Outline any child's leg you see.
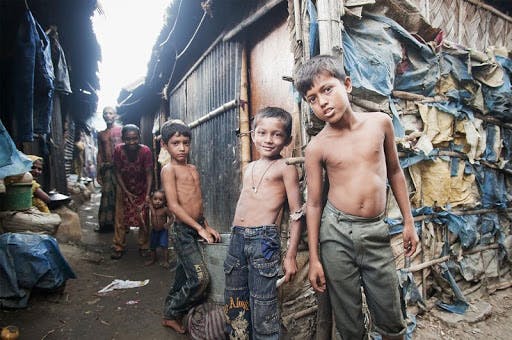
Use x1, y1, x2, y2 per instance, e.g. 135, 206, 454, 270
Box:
224, 228, 251, 339
247, 227, 280, 339
161, 248, 169, 268
161, 319, 185, 333
144, 250, 156, 266
163, 222, 209, 323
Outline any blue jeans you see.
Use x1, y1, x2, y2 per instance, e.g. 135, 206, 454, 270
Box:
224, 225, 281, 340
163, 222, 209, 320
149, 228, 168, 250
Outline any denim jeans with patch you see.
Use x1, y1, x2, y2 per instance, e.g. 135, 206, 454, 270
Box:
224, 225, 280, 340
163, 222, 209, 320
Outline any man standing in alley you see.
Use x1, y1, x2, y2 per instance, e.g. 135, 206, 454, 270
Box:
95, 106, 122, 233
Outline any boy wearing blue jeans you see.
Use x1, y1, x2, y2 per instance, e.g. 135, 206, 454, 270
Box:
295, 55, 419, 339
224, 107, 303, 339
160, 120, 221, 334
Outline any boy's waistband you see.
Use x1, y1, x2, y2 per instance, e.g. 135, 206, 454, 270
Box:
324, 201, 384, 222
231, 225, 277, 235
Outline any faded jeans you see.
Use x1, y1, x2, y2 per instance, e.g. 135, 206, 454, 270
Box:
163, 221, 209, 320
224, 225, 280, 340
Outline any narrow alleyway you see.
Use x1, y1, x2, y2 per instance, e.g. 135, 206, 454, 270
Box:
0, 188, 188, 340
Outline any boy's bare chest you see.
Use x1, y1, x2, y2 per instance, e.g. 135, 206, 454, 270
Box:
323, 130, 384, 166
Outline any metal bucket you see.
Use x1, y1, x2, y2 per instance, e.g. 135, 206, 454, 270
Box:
1, 182, 32, 211
201, 233, 231, 304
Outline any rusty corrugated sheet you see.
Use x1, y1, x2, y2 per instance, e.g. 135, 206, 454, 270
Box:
168, 41, 243, 232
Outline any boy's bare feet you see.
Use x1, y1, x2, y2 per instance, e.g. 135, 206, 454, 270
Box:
144, 259, 155, 266
162, 319, 185, 333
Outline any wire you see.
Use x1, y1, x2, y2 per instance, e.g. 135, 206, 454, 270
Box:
176, 10, 207, 59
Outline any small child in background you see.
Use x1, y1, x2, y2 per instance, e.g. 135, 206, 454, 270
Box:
145, 189, 174, 268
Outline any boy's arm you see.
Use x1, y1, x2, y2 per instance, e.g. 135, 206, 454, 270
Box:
383, 116, 419, 257
161, 165, 214, 243
304, 142, 327, 292
282, 161, 302, 283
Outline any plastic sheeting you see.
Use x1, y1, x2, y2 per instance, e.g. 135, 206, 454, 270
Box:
0, 120, 32, 179
0, 233, 76, 308
342, 14, 440, 97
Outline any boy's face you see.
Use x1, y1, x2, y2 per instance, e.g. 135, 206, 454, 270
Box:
152, 192, 165, 208
252, 117, 290, 158
162, 133, 191, 163
304, 71, 352, 125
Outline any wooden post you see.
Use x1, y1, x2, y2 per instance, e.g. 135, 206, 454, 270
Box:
239, 46, 251, 176
316, 0, 344, 62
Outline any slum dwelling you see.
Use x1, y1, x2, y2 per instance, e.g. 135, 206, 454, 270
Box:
116, 0, 511, 338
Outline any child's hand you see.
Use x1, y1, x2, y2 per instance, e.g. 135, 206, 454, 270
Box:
205, 226, 221, 243
198, 228, 214, 243
309, 260, 326, 292
283, 256, 298, 283
402, 224, 419, 257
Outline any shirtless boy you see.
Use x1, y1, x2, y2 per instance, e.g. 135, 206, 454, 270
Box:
145, 189, 174, 267
224, 107, 302, 339
295, 55, 419, 339
160, 120, 221, 333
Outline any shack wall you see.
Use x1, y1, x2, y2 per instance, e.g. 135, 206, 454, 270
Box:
168, 41, 243, 232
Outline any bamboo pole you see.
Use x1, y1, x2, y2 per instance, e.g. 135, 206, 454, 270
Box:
188, 99, 238, 128
464, 0, 512, 22
407, 243, 500, 272
223, 0, 284, 41
239, 47, 251, 176
316, 0, 344, 59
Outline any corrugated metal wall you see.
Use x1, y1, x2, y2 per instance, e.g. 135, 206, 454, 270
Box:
168, 41, 243, 232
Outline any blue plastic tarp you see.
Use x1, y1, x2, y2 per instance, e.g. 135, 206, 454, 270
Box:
0, 119, 32, 179
0, 233, 76, 309
342, 14, 440, 97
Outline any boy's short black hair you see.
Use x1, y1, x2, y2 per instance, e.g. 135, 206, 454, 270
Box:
122, 124, 140, 138
161, 120, 191, 143
294, 54, 347, 98
252, 107, 293, 139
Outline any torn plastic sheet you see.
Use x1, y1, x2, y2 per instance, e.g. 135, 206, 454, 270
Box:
482, 124, 500, 162
97, 279, 150, 294
482, 56, 512, 121
390, 98, 405, 138
387, 207, 477, 249
307, 0, 319, 57
399, 270, 424, 307
441, 52, 473, 83
473, 164, 508, 209
435, 262, 469, 315
0, 233, 76, 308
0, 120, 32, 179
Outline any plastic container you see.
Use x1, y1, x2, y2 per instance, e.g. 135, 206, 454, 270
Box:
1, 325, 19, 340
201, 233, 231, 304
1, 172, 32, 211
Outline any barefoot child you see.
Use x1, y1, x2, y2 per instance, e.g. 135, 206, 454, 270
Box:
295, 55, 419, 339
160, 120, 221, 334
145, 189, 174, 268
224, 107, 303, 339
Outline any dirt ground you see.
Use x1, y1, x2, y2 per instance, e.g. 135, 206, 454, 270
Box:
1, 189, 512, 339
